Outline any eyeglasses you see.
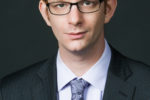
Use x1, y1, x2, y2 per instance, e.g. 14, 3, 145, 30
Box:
46, 0, 104, 16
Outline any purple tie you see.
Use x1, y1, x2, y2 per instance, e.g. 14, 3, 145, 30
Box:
70, 78, 89, 100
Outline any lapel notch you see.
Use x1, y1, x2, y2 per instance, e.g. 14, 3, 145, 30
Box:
103, 48, 136, 100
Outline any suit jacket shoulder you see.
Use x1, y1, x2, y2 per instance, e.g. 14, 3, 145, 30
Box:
0, 56, 58, 100
103, 48, 150, 100
126, 57, 150, 99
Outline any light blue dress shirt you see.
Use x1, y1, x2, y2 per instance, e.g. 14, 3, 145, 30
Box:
56, 40, 111, 100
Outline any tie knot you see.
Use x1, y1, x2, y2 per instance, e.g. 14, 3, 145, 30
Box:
70, 78, 89, 94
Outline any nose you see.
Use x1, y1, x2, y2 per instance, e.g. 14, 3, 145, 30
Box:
68, 5, 83, 26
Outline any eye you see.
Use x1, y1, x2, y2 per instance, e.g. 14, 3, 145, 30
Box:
57, 3, 65, 8
83, 1, 94, 6
52, 2, 67, 8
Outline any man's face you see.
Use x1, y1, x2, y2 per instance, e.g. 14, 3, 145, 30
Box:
39, 0, 117, 53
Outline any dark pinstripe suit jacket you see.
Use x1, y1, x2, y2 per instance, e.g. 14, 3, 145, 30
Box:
0, 48, 150, 100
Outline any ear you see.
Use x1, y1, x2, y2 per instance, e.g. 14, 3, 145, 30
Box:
39, 0, 51, 26
104, 0, 117, 23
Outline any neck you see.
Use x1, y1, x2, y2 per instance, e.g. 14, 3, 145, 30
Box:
59, 35, 105, 77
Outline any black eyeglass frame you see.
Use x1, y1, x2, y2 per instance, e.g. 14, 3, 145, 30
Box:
46, 0, 104, 16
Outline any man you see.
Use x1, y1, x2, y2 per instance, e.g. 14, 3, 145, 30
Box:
0, 0, 150, 100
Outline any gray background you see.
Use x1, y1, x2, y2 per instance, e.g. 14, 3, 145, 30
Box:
0, 0, 150, 79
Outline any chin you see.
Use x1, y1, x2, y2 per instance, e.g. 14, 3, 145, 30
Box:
68, 44, 88, 54
61, 40, 89, 53
68, 47, 83, 52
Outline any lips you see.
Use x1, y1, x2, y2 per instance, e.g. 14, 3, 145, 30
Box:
67, 31, 87, 40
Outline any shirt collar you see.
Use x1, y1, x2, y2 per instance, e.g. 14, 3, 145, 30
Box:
81, 40, 111, 90
57, 40, 111, 91
57, 52, 76, 91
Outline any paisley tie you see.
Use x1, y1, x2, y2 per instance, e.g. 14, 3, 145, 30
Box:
70, 78, 89, 100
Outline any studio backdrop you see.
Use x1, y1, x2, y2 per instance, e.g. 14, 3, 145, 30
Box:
0, 0, 150, 78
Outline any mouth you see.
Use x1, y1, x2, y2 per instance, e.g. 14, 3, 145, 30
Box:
67, 31, 87, 40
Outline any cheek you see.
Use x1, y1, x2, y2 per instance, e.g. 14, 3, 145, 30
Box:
50, 18, 66, 40
82, 14, 105, 48
86, 13, 104, 36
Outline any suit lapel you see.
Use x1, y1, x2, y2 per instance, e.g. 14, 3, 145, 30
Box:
103, 48, 136, 100
31, 48, 136, 100
35, 56, 58, 100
